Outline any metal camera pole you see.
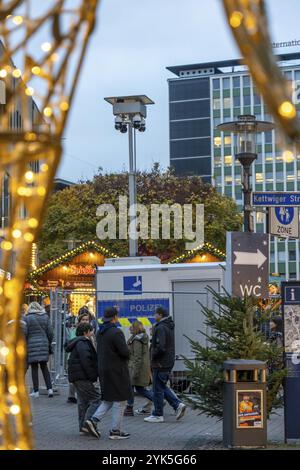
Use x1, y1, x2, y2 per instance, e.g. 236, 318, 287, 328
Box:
104, 95, 154, 256
128, 122, 137, 256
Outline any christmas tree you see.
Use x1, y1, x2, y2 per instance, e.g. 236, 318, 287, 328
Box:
183, 289, 286, 418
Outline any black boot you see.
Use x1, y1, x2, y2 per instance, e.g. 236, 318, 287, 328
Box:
123, 405, 134, 416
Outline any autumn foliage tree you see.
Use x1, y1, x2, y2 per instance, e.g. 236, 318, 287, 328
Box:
38, 165, 242, 263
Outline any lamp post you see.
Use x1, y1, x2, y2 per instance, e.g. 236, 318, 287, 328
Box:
104, 95, 154, 256
217, 115, 274, 232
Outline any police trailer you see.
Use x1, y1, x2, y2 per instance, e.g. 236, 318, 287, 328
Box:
95, 257, 225, 388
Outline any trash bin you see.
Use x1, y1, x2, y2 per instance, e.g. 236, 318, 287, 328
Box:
223, 359, 267, 448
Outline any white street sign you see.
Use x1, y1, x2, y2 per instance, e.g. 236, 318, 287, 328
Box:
269, 207, 299, 239
233, 249, 267, 269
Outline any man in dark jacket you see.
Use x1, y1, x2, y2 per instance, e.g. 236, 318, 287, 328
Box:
144, 306, 186, 423
65, 323, 101, 435
85, 307, 131, 440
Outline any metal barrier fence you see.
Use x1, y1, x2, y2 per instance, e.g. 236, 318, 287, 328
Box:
48, 287, 217, 388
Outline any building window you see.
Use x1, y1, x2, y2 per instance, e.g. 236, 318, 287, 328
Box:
243, 75, 251, 87
214, 136, 221, 147
256, 212, 264, 223
223, 78, 230, 89
253, 93, 261, 106
213, 99, 221, 110
233, 95, 240, 107
233, 76, 240, 88
225, 175, 232, 183
284, 70, 292, 79
214, 117, 221, 127
265, 131, 273, 144
170, 138, 211, 158
243, 95, 251, 106
170, 119, 210, 139
224, 135, 232, 146
256, 173, 263, 182
295, 70, 300, 81
224, 155, 232, 165
223, 97, 231, 108
213, 79, 220, 90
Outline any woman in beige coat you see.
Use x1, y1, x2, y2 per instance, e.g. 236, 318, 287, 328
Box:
124, 321, 153, 416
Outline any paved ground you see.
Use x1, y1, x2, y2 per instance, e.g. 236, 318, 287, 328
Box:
28, 383, 290, 450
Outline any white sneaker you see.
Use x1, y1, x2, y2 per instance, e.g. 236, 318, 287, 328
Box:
48, 389, 54, 398
176, 403, 186, 421
144, 415, 164, 423
29, 391, 39, 398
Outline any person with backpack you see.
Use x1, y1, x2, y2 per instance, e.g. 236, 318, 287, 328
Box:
24, 302, 54, 398
65, 322, 101, 435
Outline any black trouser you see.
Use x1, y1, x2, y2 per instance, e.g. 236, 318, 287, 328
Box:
30, 361, 52, 392
74, 380, 101, 431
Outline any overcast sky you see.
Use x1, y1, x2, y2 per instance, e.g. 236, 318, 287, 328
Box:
56, 0, 300, 182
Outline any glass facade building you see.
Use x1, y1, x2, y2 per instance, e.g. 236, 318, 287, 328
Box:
167, 53, 300, 280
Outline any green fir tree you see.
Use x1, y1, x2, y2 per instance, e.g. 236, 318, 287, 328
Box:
183, 289, 286, 418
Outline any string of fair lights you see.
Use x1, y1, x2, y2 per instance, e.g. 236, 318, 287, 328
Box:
0, 0, 99, 451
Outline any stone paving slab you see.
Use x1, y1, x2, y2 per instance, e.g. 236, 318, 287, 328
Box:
29, 384, 288, 450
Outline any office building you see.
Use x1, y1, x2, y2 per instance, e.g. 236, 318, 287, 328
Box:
167, 53, 300, 280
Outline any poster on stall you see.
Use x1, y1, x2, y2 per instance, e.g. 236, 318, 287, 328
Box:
236, 390, 263, 428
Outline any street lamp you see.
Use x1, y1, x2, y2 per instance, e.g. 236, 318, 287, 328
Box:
217, 115, 274, 232
104, 95, 154, 256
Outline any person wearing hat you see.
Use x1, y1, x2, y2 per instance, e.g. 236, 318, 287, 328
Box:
85, 307, 131, 440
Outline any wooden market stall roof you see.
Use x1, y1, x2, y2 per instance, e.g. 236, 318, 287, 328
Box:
28, 239, 225, 284
168, 242, 226, 264
27, 240, 119, 282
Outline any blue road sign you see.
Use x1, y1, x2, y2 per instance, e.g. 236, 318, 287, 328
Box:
123, 275, 142, 295
283, 285, 300, 304
275, 207, 295, 225
252, 192, 300, 207
282, 281, 300, 443
97, 298, 170, 321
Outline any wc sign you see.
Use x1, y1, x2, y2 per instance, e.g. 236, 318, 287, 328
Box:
269, 207, 299, 239
226, 232, 269, 299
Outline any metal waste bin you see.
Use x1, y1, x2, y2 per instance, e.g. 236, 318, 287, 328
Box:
223, 359, 267, 448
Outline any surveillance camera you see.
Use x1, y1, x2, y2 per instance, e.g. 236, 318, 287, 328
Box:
114, 115, 123, 131
138, 118, 146, 132
132, 113, 142, 129
120, 124, 128, 133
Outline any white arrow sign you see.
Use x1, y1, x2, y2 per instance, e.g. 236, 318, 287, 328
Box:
233, 249, 267, 269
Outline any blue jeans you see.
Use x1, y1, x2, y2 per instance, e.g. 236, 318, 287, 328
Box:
127, 386, 153, 406
152, 370, 181, 417
92, 401, 126, 431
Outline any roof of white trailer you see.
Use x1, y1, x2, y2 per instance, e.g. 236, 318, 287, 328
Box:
96, 262, 225, 273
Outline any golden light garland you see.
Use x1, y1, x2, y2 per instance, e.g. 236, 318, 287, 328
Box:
0, 0, 99, 450
27, 240, 119, 281
222, 0, 300, 145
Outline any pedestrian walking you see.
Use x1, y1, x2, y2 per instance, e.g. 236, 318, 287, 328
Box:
65, 323, 101, 435
24, 302, 54, 398
124, 321, 153, 416
269, 315, 284, 348
65, 311, 93, 404
85, 307, 131, 440
144, 306, 186, 423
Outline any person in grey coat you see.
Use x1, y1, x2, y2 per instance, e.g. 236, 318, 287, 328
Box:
24, 302, 54, 398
